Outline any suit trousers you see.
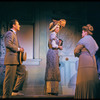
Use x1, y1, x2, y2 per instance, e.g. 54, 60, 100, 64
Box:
3, 64, 26, 98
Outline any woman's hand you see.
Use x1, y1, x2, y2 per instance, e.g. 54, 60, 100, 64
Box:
58, 46, 63, 50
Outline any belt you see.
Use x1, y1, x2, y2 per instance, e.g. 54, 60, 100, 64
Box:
49, 48, 58, 50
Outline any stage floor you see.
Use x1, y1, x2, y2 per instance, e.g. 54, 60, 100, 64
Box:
0, 94, 74, 99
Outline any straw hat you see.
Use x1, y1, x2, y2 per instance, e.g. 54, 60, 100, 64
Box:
49, 19, 66, 32
18, 52, 27, 65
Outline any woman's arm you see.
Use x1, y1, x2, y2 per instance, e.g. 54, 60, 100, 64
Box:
74, 44, 84, 57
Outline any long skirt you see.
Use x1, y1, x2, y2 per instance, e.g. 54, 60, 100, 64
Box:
75, 51, 99, 99
45, 49, 61, 95
45, 81, 59, 95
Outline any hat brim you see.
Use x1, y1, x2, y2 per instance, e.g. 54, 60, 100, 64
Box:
18, 52, 27, 65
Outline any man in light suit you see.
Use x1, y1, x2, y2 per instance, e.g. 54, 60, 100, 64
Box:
2, 19, 26, 98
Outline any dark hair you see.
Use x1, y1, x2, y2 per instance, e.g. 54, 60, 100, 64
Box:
9, 19, 18, 28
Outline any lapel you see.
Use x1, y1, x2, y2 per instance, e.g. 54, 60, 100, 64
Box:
10, 30, 18, 44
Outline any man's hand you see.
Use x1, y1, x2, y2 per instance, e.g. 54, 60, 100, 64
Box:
20, 48, 24, 52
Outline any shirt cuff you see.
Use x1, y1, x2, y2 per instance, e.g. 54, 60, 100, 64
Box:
18, 48, 20, 51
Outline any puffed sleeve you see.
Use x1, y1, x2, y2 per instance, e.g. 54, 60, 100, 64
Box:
50, 32, 58, 48
74, 44, 84, 57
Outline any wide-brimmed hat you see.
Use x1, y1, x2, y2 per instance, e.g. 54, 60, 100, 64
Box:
18, 52, 27, 65
49, 19, 66, 32
82, 24, 94, 35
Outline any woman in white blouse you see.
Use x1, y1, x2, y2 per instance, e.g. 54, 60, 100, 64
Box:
45, 19, 66, 96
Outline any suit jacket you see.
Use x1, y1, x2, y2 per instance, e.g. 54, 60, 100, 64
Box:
4, 30, 20, 65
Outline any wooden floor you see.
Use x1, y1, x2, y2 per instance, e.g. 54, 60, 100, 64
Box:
0, 95, 74, 99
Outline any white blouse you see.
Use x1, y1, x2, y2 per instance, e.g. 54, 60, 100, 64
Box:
50, 32, 58, 48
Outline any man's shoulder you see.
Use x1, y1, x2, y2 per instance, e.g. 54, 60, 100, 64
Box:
4, 31, 14, 39
5, 30, 13, 36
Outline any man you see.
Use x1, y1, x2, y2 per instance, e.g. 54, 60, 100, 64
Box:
2, 19, 26, 98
